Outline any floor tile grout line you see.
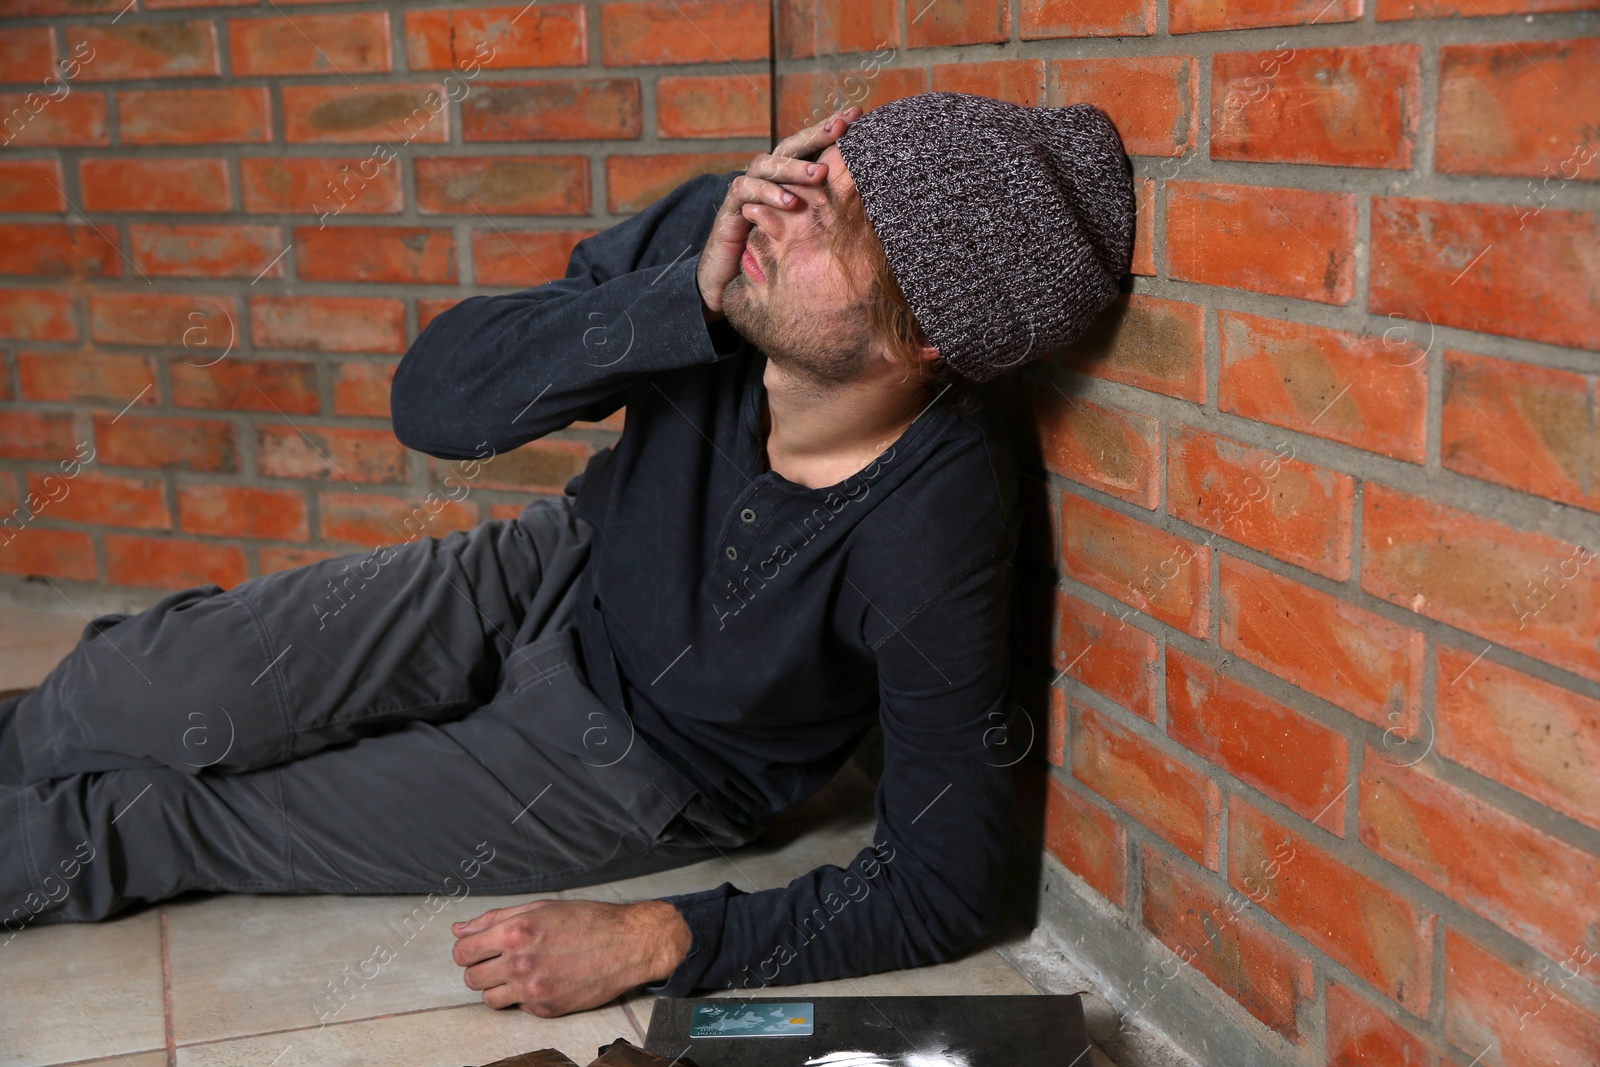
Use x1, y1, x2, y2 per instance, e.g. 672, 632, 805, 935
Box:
165, 999, 494, 1051
620, 995, 649, 1044
41, 1050, 169, 1067
160, 906, 177, 1067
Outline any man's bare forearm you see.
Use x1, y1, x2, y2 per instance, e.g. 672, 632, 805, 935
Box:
633, 899, 693, 984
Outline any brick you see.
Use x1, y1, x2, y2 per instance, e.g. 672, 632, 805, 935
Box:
105, 534, 247, 590
250, 296, 405, 354
1212, 46, 1420, 169
572, 409, 624, 432
1326, 980, 1441, 1067
488, 503, 525, 522
282, 85, 450, 145
177, 484, 308, 541
26, 469, 168, 530
657, 74, 770, 139
1050, 57, 1196, 157
460, 79, 641, 142
1167, 181, 1356, 304
1026, 392, 1158, 508
0, 159, 64, 212
1436, 644, 1600, 834
1045, 686, 1066, 767
777, 0, 902, 58
1171, 0, 1360, 32
414, 156, 589, 216
931, 59, 1049, 107
1360, 749, 1600, 962
0, 0, 124, 13
331, 360, 396, 418
417, 298, 460, 332
1229, 797, 1433, 1014
1383, 0, 1600, 21
1058, 294, 1205, 403
1015, 761, 1128, 905
255, 425, 408, 484
600, 0, 770, 66
146, 0, 257, 7
1221, 555, 1423, 733
0, 223, 122, 279
0, 411, 78, 460
1054, 590, 1159, 722
79, 157, 231, 214
68, 23, 220, 80
1362, 483, 1600, 683
241, 156, 403, 216
906, 0, 1006, 46
0, 528, 96, 581
129, 223, 284, 280
317, 489, 478, 546
1218, 310, 1428, 463
1168, 427, 1354, 579
428, 440, 591, 494
0, 289, 76, 341
1141, 850, 1313, 1042
1061, 492, 1209, 637
0, 90, 108, 148
169, 359, 318, 414
119, 88, 271, 145
851, 65, 928, 114
1019, 0, 1156, 38
473, 228, 592, 287
1441, 349, 1594, 509
0, 27, 56, 84
89, 292, 236, 350
1436, 39, 1599, 180
1073, 700, 1221, 867
406, 5, 586, 70
776, 68, 928, 141
1370, 198, 1599, 354
16, 350, 157, 408
95, 414, 236, 472
292, 225, 456, 285
1167, 648, 1348, 833
260, 545, 336, 573
1443, 930, 1600, 1067
1131, 178, 1155, 276
605, 153, 750, 214
228, 13, 390, 76
774, 70, 838, 139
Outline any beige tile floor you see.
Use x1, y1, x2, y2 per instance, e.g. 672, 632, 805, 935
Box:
0, 599, 1047, 1067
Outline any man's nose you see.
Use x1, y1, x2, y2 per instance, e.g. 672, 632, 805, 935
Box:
744, 187, 814, 240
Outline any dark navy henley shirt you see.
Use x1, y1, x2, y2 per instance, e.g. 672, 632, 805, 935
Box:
389, 169, 1021, 997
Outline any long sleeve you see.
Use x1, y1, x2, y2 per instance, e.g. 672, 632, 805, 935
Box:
389, 169, 743, 460
644, 546, 1020, 995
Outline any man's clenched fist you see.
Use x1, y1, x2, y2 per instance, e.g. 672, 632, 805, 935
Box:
452, 898, 692, 1017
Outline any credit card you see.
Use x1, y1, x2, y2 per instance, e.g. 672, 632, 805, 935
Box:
690, 1001, 814, 1037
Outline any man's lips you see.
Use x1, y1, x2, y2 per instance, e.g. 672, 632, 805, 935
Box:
742, 243, 766, 283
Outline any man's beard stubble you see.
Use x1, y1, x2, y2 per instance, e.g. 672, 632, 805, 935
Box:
721, 268, 878, 391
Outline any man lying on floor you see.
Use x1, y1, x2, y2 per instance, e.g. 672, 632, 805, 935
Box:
0, 91, 1134, 1015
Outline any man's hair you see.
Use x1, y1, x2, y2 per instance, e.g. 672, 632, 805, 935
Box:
822, 185, 989, 416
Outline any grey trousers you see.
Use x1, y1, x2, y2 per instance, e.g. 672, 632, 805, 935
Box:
0, 495, 762, 936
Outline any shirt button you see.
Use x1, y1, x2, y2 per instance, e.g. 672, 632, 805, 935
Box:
725, 546, 738, 560
740, 508, 757, 523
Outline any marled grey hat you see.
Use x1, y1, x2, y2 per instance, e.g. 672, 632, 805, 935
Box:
834, 91, 1136, 383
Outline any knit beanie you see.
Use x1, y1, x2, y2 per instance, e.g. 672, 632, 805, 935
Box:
833, 91, 1136, 384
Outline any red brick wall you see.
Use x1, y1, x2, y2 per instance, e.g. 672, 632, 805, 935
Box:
0, 0, 773, 588
905, 3, 1597, 1064
4, 2, 1599, 1062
